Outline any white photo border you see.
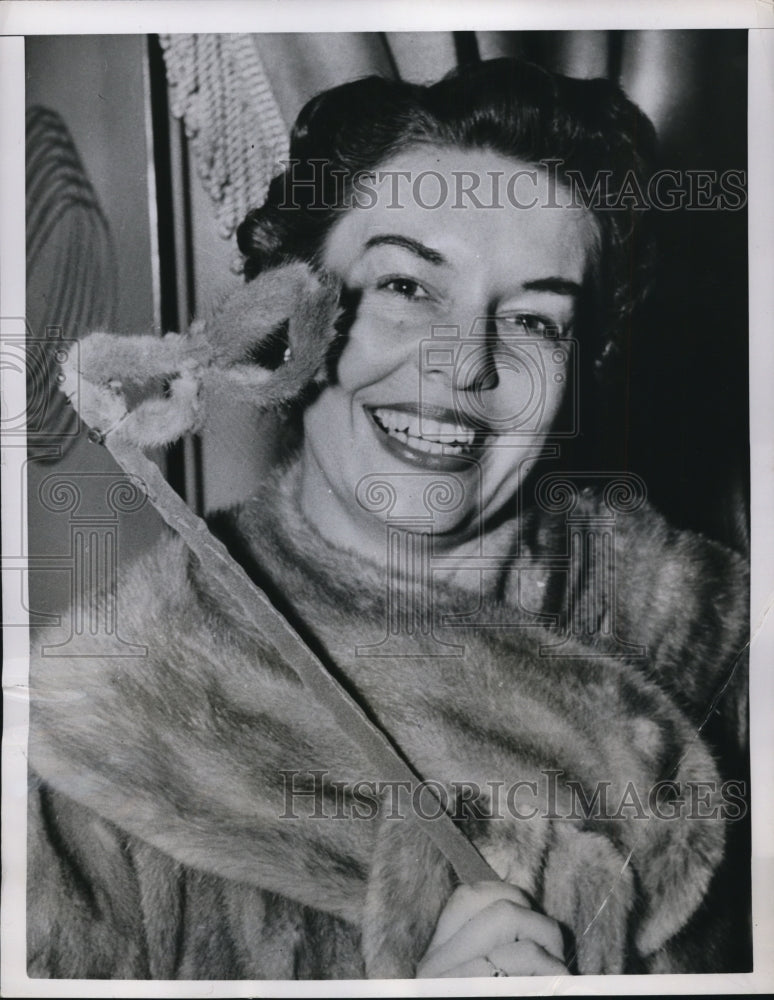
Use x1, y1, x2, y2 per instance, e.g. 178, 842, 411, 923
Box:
2, 3, 773, 996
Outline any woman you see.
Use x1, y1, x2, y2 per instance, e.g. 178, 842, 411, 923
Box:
27, 58, 750, 979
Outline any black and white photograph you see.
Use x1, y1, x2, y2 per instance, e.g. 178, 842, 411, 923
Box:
2, 2, 773, 994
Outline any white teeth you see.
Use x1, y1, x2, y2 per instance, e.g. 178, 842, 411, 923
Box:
422, 417, 443, 439
404, 415, 422, 438
452, 425, 475, 446
372, 407, 477, 450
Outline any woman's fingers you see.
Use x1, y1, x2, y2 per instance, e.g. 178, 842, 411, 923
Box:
488, 939, 570, 976
431, 957, 493, 979
431, 941, 569, 979
417, 896, 565, 978
424, 880, 532, 950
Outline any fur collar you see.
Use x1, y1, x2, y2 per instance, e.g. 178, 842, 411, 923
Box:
29, 461, 733, 974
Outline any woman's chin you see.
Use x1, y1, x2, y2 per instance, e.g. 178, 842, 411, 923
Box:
352, 484, 482, 546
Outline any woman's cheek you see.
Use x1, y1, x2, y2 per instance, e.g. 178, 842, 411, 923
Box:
335, 317, 419, 391
483, 350, 567, 438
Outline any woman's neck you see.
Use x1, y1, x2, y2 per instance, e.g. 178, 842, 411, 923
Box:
297, 449, 509, 569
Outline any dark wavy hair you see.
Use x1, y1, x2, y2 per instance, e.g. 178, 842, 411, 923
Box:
237, 57, 658, 376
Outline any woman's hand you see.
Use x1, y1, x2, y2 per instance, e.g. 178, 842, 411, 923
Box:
416, 881, 570, 978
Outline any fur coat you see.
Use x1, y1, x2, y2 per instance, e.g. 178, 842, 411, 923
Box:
27, 460, 750, 980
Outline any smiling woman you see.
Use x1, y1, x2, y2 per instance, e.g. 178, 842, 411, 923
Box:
27, 56, 750, 980
301, 146, 598, 556
237, 62, 656, 557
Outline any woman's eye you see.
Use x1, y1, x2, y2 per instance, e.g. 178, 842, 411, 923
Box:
496, 313, 559, 337
378, 276, 432, 301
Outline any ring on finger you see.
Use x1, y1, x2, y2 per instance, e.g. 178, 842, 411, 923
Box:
486, 956, 508, 977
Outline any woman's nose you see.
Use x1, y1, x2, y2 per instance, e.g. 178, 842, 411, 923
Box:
421, 315, 500, 392
456, 331, 501, 393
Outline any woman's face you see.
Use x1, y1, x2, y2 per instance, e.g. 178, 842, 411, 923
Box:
299, 145, 600, 555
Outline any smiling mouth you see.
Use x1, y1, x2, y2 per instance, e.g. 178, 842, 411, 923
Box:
367, 405, 489, 469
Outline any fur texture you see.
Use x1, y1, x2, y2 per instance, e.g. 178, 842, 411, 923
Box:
27, 462, 750, 979
57, 262, 340, 446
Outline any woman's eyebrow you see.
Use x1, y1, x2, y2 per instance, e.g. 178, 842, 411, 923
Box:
522, 277, 583, 296
364, 233, 447, 265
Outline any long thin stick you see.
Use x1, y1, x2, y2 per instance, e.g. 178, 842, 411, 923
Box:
106, 433, 498, 886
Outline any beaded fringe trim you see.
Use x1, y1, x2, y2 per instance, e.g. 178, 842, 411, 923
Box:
159, 34, 290, 248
